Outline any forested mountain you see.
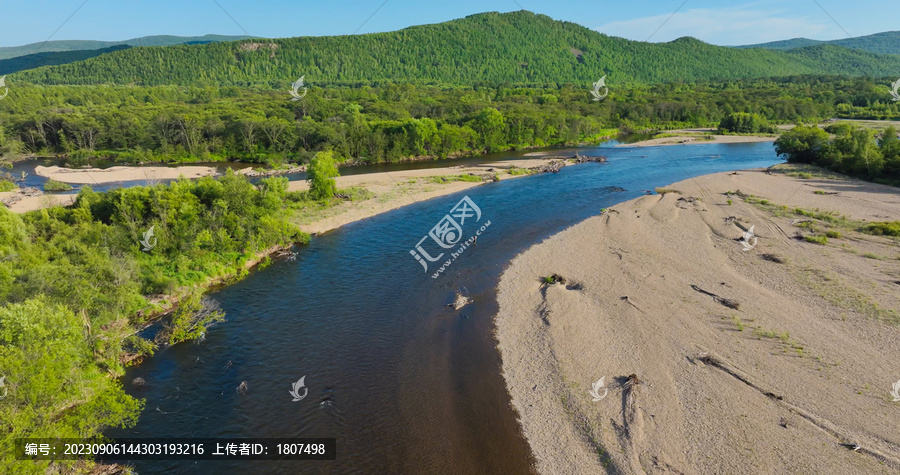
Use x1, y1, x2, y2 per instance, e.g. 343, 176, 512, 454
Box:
0, 34, 251, 60
0, 45, 130, 75
739, 31, 900, 55
10, 11, 900, 88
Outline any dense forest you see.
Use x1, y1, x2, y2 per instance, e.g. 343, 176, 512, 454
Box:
10, 11, 900, 87
0, 76, 897, 171
775, 124, 900, 184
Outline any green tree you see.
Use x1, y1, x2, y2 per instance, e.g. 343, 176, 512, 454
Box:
307, 150, 339, 199
774, 125, 830, 164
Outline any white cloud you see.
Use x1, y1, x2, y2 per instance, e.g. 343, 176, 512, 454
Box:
595, 6, 830, 45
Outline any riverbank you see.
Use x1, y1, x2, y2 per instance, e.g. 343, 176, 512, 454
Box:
292, 158, 581, 234
34, 164, 226, 184
496, 165, 900, 474
619, 128, 777, 148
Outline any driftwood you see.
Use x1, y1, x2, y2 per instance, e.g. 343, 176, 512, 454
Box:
690, 284, 741, 310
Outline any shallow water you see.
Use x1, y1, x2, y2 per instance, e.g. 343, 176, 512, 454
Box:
107, 142, 780, 474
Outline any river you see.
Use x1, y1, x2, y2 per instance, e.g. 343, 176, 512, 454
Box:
106, 141, 780, 474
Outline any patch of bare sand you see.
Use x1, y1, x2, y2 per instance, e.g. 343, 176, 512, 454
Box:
0, 190, 76, 212
620, 129, 776, 148
497, 168, 900, 474
35, 165, 220, 184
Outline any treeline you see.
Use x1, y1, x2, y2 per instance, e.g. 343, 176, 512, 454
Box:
0, 76, 898, 168
0, 172, 315, 472
775, 124, 900, 184
10, 11, 900, 87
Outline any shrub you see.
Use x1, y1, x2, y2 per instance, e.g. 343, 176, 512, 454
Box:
43, 179, 73, 191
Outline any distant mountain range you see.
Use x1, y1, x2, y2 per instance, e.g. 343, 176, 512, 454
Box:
738, 31, 900, 56
0, 34, 251, 60
6, 12, 900, 87
0, 45, 132, 75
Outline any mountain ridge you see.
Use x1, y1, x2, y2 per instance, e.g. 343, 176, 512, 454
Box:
738, 31, 900, 55
0, 34, 252, 60
9, 11, 900, 87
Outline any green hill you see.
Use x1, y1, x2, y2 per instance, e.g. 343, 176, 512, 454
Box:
0, 34, 251, 60
738, 31, 900, 56
0, 45, 130, 75
10, 11, 900, 87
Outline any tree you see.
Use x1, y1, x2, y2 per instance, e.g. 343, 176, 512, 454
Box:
774, 125, 830, 164
307, 150, 339, 199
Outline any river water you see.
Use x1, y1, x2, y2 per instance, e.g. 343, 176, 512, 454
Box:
107, 142, 780, 474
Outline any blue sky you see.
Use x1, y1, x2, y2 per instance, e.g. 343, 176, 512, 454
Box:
0, 0, 895, 48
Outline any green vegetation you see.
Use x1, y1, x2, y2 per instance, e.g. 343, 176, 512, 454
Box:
0, 34, 251, 61
507, 167, 534, 176
42, 179, 73, 191
0, 171, 317, 472
717, 112, 775, 134
804, 235, 829, 245
307, 150, 339, 199
11, 12, 900, 87
739, 31, 900, 56
0, 45, 130, 76
428, 174, 485, 183
774, 124, 900, 184
0, 180, 14, 192
654, 188, 681, 195
863, 221, 900, 236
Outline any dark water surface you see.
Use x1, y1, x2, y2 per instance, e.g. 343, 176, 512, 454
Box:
108, 142, 779, 474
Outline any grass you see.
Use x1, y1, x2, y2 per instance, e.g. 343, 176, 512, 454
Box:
771, 163, 848, 181
428, 174, 484, 184
43, 179, 73, 192
795, 267, 900, 324
0, 180, 15, 192
804, 235, 828, 245
507, 167, 534, 176
825, 231, 842, 239
731, 315, 744, 331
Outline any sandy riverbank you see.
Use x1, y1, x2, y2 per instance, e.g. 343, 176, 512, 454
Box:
620, 128, 777, 148
496, 166, 900, 474
34, 165, 226, 184
288, 159, 572, 234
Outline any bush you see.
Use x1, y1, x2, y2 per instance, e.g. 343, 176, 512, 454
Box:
0, 180, 14, 192
43, 179, 73, 192
862, 221, 900, 237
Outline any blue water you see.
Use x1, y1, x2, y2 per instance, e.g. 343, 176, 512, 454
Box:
108, 142, 780, 474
